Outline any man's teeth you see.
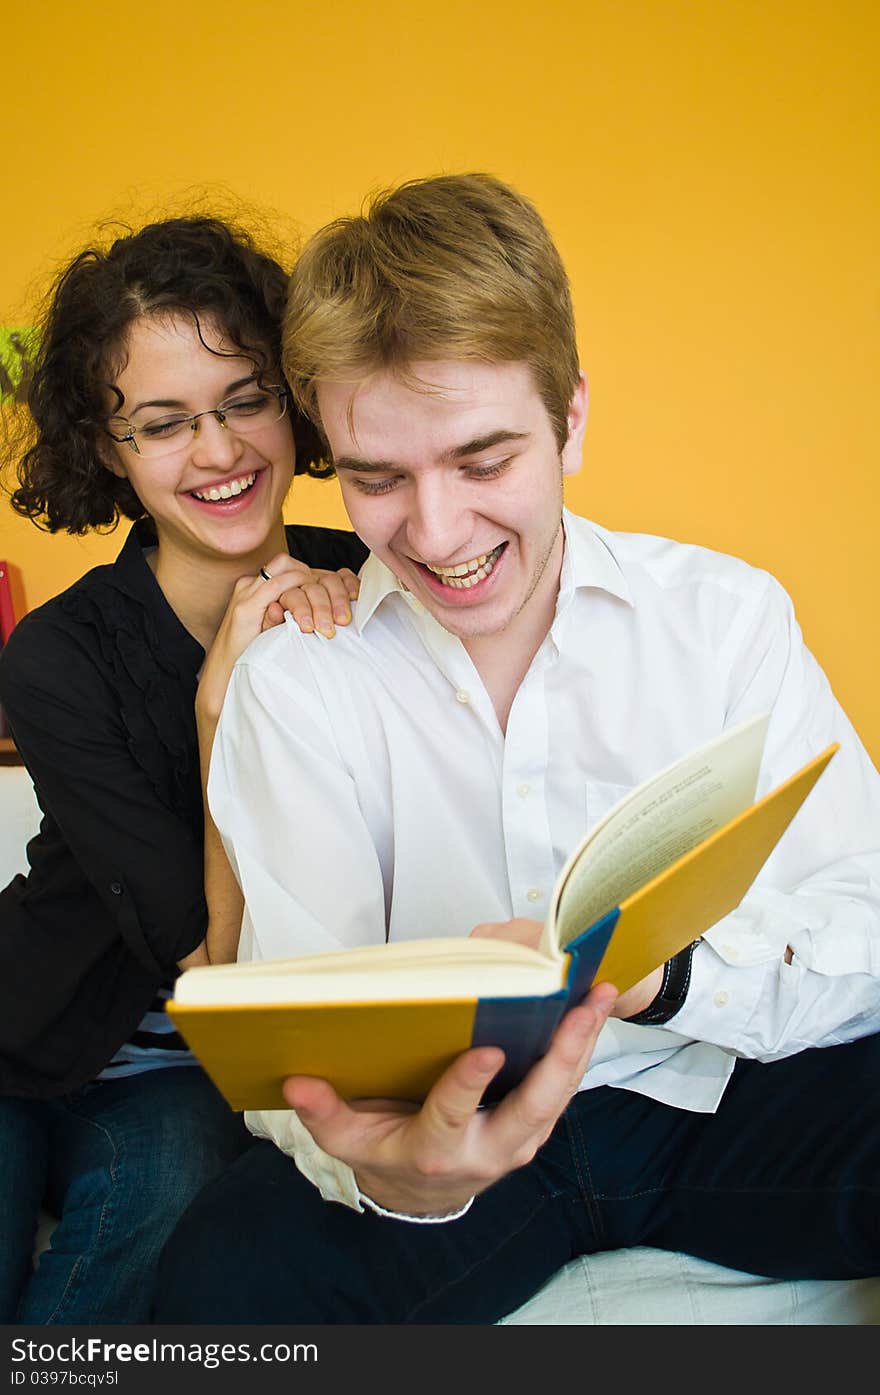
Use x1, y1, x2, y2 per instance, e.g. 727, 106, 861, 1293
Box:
192, 472, 257, 502
426, 544, 504, 589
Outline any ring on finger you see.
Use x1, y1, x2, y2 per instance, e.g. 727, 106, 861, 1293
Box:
259, 566, 273, 582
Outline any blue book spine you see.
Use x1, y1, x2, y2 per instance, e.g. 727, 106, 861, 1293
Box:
564, 908, 619, 1002
472, 908, 619, 1102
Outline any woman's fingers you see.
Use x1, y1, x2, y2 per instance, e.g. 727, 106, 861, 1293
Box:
278, 581, 337, 637
244, 557, 363, 637
273, 570, 359, 636
260, 600, 287, 632
259, 552, 310, 581
336, 568, 362, 602
310, 569, 358, 625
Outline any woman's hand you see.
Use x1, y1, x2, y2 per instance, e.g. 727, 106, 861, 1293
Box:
259, 555, 361, 640
196, 555, 360, 724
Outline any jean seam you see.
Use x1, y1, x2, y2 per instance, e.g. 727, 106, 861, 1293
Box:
564, 1105, 605, 1248
42, 1110, 123, 1325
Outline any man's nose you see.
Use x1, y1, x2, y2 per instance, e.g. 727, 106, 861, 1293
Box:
406, 477, 471, 562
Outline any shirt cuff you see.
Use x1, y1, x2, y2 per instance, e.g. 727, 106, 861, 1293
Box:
246, 1109, 476, 1222
357, 1191, 476, 1224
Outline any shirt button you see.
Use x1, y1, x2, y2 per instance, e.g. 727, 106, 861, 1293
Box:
455, 689, 470, 705
713, 991, 729, 1008
516, 783, 530, 798
526, 888, 542, 903
110, 882, 123, 896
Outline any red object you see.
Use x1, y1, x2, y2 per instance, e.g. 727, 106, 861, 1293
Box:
0, 561, 16, 644
0, 561, 19, 739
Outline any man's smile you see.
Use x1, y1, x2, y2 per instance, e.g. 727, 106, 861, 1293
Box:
421, 542, 507, 589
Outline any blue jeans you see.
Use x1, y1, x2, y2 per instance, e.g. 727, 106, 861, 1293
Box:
154, 1035, 880, 1323
1, 1067, 248, 1324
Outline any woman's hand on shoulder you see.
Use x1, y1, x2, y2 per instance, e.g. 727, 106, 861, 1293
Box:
196, 555, 361, 724
258, 553, 360, 640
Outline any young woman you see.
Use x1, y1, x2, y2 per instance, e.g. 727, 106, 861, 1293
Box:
0, 214, 368, 1323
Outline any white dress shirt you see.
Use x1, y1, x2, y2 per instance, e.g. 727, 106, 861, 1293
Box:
210, 510, 880, 1207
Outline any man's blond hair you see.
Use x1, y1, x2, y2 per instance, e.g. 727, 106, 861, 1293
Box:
283, 173, 580, 449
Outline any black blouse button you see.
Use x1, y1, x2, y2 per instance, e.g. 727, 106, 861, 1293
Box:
109, 882, 123, 895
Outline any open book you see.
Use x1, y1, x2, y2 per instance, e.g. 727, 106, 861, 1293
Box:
168, 714, 836, 1108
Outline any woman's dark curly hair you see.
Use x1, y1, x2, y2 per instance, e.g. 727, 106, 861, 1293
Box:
6, 215, 328, 533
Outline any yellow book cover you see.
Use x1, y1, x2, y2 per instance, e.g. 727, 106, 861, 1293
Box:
168, 717, 836, 1108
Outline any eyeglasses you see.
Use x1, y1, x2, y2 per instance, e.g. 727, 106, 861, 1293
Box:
106, 385, 288, 458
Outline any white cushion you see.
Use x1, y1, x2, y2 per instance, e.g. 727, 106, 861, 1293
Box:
500, 1248, 880, 1325
0, 764, 41, 884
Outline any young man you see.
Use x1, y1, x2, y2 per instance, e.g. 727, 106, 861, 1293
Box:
156, 175, 880, 1323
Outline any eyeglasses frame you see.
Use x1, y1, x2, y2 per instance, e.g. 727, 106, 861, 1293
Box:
105, 385, 288, 456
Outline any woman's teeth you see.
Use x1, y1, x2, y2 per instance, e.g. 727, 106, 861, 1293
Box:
427, 543, 504, 589
191, 472, 257, 502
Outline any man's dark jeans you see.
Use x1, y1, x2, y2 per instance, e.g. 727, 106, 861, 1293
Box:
154, 1034, 879, 1324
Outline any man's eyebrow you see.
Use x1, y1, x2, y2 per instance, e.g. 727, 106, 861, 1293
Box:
334, 430, 530, 473
333, 456, 398, 474
441, 430, 530, 461
127, 374, 259, 416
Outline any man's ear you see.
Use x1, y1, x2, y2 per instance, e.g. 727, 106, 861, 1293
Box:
561, 372, 588, 477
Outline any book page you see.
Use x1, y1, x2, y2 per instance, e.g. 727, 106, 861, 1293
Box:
546, 713, 769, 952
174, 935, 566, 1005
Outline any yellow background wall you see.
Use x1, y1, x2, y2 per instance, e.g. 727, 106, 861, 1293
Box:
2, 1, 877, 758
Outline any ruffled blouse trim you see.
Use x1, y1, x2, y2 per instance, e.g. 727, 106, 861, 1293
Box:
58, 583, 201, 827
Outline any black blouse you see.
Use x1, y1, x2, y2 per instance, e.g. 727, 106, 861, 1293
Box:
0, 518, 368, 1098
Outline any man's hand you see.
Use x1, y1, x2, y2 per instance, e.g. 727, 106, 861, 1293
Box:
469, 917, 544, 949
609, 966, 664, 1019
282, 981, 617, 1218
469, 917, 665, 1021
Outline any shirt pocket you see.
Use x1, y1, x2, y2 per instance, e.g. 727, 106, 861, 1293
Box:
585, 778, 634, 832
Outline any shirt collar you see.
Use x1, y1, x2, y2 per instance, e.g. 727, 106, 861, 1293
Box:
354, 508, 633, 634
113, 515, 161, 594
556, 509, 633, 610
354, 552, 423, 632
